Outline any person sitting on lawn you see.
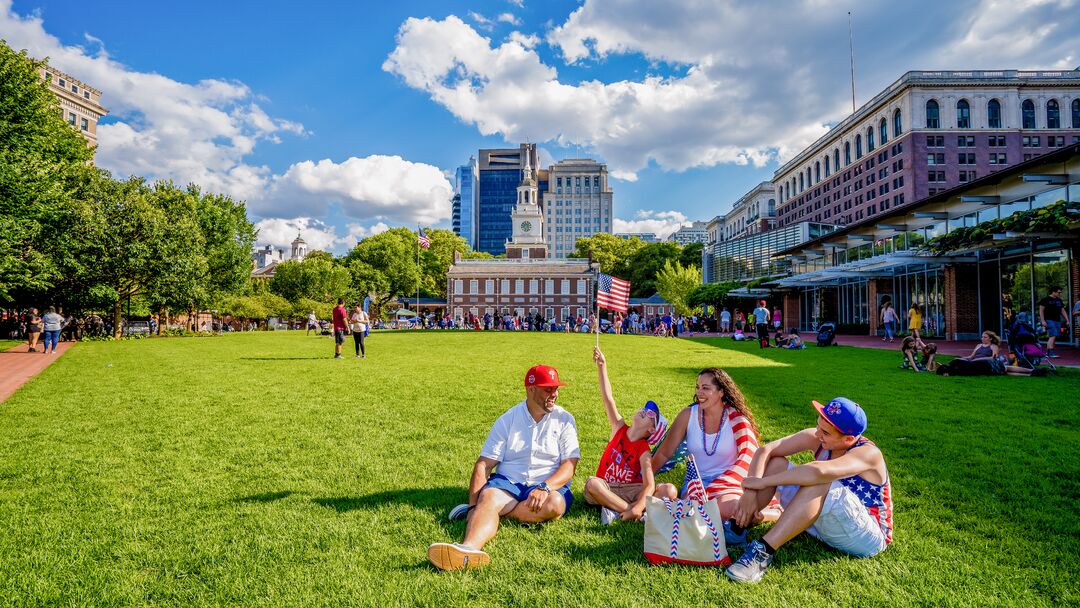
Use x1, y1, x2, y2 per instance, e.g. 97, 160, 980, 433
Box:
775, 329, 804, 349
651, 367, 776, 547
584, 347, 667, 525
920, 342, 939, 372
962, 331, 1001, 361
726, 397, 892, 584
900, 336, 924, 371
428, 365, 579, 571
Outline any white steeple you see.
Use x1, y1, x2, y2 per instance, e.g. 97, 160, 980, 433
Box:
291, 233, 307, 260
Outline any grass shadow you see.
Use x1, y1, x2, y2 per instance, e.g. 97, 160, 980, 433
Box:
235, 490, 295, 503
312, 486, 461, 514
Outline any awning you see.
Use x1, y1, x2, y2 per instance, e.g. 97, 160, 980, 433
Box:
772, 252, 974, 287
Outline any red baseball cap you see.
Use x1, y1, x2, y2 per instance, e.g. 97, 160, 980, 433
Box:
524, 365, 567, 387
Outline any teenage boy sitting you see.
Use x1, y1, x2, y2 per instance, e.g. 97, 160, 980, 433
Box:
725, 397, 893, 584
584, 347, 667, 524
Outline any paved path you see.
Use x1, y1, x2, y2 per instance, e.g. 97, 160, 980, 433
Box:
0, 342, 74, 403
685, 332, 1079, 367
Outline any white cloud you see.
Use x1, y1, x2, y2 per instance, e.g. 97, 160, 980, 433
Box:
385, 3, 1080, 181
506, 0, 524, 7
613, 210, 688, 240
256, 155, 453, 225
0, 0, 453, 234
497, 13, 521, 26
467, 11, 494, 31
507, 31, 540, 49
0, 0, 308, 203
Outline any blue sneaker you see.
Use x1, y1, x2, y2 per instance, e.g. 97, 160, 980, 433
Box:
725, 540, 774, 584
723, 519, 747, 546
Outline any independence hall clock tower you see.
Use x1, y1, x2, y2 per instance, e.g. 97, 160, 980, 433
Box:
505, 163, 547, 259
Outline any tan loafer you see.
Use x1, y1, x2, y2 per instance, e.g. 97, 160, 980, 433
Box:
427, 543, 491, 571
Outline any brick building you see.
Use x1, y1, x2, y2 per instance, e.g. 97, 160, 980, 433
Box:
446, 253, 598, 322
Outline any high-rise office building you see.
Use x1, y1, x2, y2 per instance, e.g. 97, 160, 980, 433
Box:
476, 144, 539, 255
542, 159, 614, 258
453, 157, 478, 249
667, 221, 709, 246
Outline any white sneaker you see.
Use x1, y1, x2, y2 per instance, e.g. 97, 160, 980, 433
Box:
447, 503, 471, 521
600, 507, 618, 525
427, 542, 490, 571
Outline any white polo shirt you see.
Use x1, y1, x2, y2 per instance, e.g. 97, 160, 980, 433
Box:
480, 401, 580, 486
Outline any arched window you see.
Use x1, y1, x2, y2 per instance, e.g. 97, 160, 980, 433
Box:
1073, 99, 1080, 128
815, 161, 820, 182
833, 148, 840, 171
1022, 99, 1035, 129
880, 118, 888, 144
926, 100, 940, 129
987, 99, 1002, 128
893, 109, 902, 136
855, 134, 863, 159
799, 173, 804, 192
956, 99, 970, 128
1047, 99, 1060, 129
844, 142, 851, 165
867, 126, 875, 151
806, 167, 812, 187
825, 155, 831, 176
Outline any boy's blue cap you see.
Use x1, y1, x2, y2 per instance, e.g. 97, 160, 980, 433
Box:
812, 397, 867, 436
642, 401, 667, 445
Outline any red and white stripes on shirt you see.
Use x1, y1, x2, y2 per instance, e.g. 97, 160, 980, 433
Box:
705, 409, 757, 501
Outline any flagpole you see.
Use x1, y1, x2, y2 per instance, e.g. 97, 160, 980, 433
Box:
416, 225, 420, 325
595, 270, 601, 348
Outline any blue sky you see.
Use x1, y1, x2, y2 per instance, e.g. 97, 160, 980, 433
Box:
3, 0, 1078, 252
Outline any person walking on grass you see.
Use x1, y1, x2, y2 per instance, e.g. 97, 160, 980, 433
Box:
306, 311, 318, 336
41, 307, 65, 354
585, 347, 666, 525
1038, 286, 1069, 358
753, 300, 771, 345
429, 365, 579, 571
331, 299, 349, 359
350, 304, 369, 359
726, 397, 892, 584
25, 308, 42, 352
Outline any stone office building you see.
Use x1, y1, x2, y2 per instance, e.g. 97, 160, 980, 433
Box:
39, 63, 108, 151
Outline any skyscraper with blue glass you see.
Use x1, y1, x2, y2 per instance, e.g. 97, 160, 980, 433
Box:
476, 144, 539, 255
453, 157, 478, 250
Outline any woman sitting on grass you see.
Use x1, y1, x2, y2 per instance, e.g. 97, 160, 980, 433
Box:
920, 342, 939, 372
961, 331, 1001, 361
936, 330, 1046, 377
900, 337, 925, 372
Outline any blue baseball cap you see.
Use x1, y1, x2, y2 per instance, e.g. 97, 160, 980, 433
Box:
642, 401, 668, 445
812, 397, 867, 436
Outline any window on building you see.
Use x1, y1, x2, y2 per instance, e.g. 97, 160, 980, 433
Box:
561, 279, 570, 293
454, 279, 463, 294
867, 126, 875, 151
957, 135, 974, 147
958, 152, 976, 165
844, 142, 851, 165
988, 99, 1002, 128
989, 135, 1006, 147
1022, 99, 1036, 129
927, 153, 945, 165
959, 170, 976, 183
58, 78, 66, 88
824, 155, 831, 176
956, 99, 970, 128
83, 90, 90, 99
516, 279, 524, 293
1073, 99, 1080, 128
855, 134, 863, 159
1022, 136, 1041, 147
501, 279, 510, 293
927, 135, 944, 147
926, 100, 940, 128
71, 84, 78, 93
815, 161, 820, 182
806, 167, 812, 187
68, 112, 76, 125
879, 117, 888, 144
469, 279, 478, 293
833, 148, 840, 172
486, 279, 495, 293
529, 279, 538, 293
1047, 99, 1060, 129
1048, 135, 1065, 148
577, 279, 586, 294
80, 118, 88, 131
893, 109, 902, 136
989, 152, 1007, 165
799, 173, 804, 192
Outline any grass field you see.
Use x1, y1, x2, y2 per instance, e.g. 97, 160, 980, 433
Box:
1, 331, 1078, 607
0, 339, 23, 352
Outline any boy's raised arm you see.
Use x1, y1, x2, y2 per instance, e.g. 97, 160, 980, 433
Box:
593, 346, 623, 437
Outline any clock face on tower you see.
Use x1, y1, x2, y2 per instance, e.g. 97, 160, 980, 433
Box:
520, 221, 532, 233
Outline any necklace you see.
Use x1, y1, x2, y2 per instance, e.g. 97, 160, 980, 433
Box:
699, 404, 727, 456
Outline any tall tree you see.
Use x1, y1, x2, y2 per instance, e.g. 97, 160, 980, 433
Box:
571, 233, 645, 278
655, 260, 703, 317
0, 42, 94, 302
626, 242, 682, 297
419, 228, 468, 298
343, 228, 422, 317
679, 242, 704, 270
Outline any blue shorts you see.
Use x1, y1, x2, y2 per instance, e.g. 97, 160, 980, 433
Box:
1045, 320, 1061, 337
483, 474, 573, 515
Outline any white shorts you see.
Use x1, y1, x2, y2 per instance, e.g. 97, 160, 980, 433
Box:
777, 472, 887, 557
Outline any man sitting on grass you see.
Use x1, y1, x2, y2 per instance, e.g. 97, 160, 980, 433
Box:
726, 397, 893, 584
428, 365, 579, 571
583, 347, 666, 524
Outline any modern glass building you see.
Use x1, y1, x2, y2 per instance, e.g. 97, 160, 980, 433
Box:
477, 145, 538, 255
703, 221, 835, 284
454, 158, 478, 250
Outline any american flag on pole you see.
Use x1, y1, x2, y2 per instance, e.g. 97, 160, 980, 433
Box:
417, 228, 431, 250
684, 454, 707, 503
596, 273, 630, 313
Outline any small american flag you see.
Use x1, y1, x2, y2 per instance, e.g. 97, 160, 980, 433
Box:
596, 273, 630, 313
684, 454, 707, 503
418, 228, 430, 250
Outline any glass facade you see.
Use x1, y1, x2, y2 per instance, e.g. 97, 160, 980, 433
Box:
706, 222, 834, 283
477, 169, 520, 254
455, 162, 478, 250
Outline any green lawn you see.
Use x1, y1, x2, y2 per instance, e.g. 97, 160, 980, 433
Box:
1, 331, 1077, 607
0, 339, 23, 352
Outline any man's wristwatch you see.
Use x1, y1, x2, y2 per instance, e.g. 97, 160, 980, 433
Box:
536, 482, 550, 493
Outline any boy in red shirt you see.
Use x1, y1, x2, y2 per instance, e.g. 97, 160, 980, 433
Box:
584, 347, 668, 524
